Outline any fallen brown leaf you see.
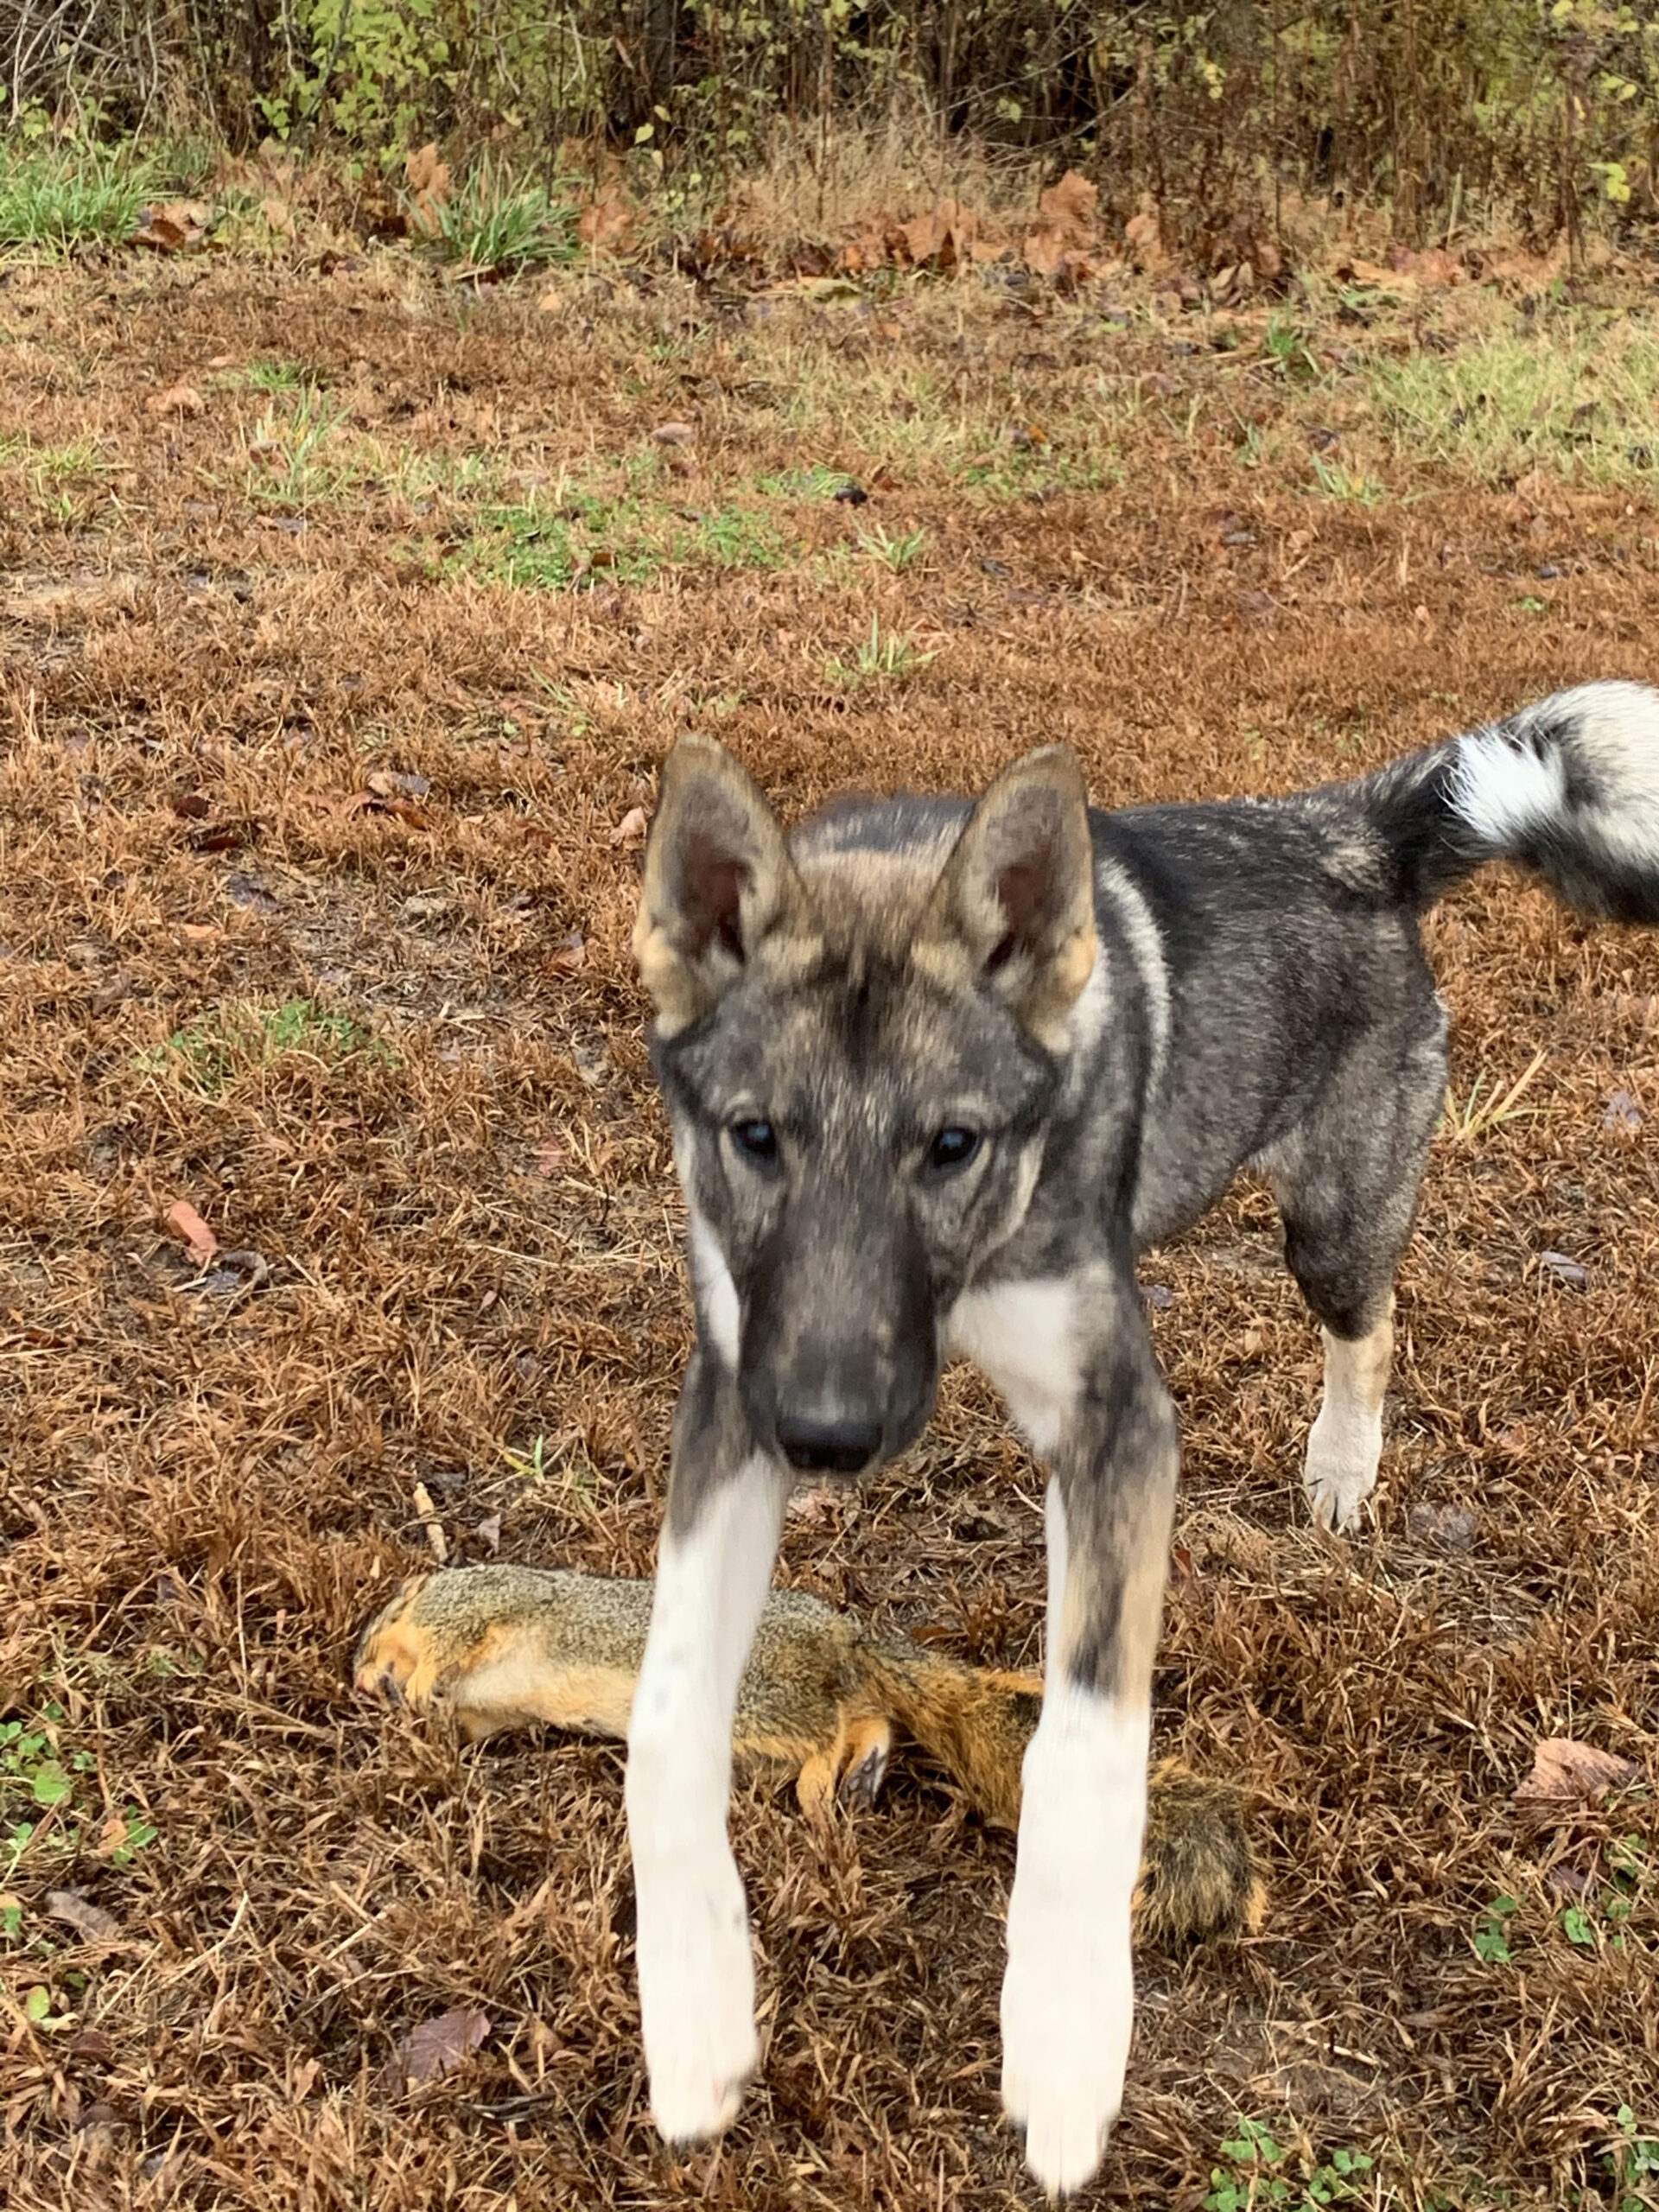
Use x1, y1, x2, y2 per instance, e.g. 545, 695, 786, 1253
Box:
1025, 172, 1101, 281
145, 385, 206, 419
1515, 1737, 1642, 1808
130, 200, 210, 253
547, 931, 587, 977
404, 143, 451, 235
1124, 200, 1166, 272
164, 1200, 219, 1265
366, 768, 432, 801
577, 192, 632, 253
652, 421, 696, 447
47, 1890, 125, 1944
381, 2005, 490, 2092
189, 820, 257, 855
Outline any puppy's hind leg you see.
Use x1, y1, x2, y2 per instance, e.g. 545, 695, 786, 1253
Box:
1271, 1024, 1445, 1533
1304, 1306, 1394, 1533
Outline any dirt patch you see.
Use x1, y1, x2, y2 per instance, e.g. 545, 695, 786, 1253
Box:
2, 245, 1656, 2211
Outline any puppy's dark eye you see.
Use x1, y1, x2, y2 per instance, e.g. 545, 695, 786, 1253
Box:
731, 1118, 779, 1165
926, 1125, 981, 1175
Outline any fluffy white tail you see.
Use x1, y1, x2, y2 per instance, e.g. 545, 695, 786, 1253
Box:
1360, 680, 1659, 920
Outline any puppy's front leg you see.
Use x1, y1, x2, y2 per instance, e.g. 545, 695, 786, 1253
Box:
626, 1356, 786, 2143
999, 1284, 1177, 2196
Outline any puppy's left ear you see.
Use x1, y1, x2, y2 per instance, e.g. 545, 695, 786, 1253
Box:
916, 747, 1097, 1046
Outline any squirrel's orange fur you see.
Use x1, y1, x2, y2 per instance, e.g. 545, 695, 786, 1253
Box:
355, 1564, 1265, 1949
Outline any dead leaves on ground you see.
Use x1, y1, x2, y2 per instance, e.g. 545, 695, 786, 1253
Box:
404, 143, 452, 238
1023, 171, 1107, 286
130, 200, 212, 254
145, 384, 206, 419
577, 192, 632, 254
380, 2006, 491, 2092
347, 768, 435, 830
545, 930, 587, 978
165, 1199, 219, 1265
47, 1890, 127, 1945
1515, 1738, 1643, 1814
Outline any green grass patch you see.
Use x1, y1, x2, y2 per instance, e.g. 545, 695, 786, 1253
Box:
755, 464, 862, 500
241, 385, 354, 510
3, 1709, 156, 1878
0, 433, 117, 524
467, 488, 791, 589
141, 998, 391, 1099
825, 615, 938, 687
1311, 454, 1385, 505
954, 448, 1115, 498
857, 521, 927, 571
0, 136, 206, 253
1205, 2119, 1376, 2210
421, 156, 580, 277
1372, 321, 1659, 486
243, 359, 316, 393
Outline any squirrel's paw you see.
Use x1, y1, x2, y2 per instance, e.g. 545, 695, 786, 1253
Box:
353, 1580, 444, 1712
837, 1716, 892, 1808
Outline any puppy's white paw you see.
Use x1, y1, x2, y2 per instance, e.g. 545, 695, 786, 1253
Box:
1001, 1652, 1146, 2196
1304, 1322, 1389, 1532
1303, 1414, 1378, 1533
1001, 1910, 1133, 2196
636, 1842, 758, 2143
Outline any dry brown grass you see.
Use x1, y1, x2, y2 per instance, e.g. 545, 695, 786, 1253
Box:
2, 238, 1656, 2211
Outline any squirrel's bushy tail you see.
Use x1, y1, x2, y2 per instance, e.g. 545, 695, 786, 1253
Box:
863, 1641, 1039, 1830
867, 1641, 1264, 1945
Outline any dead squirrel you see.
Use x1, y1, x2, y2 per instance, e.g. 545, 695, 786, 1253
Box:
356, 1564, 1264, 1949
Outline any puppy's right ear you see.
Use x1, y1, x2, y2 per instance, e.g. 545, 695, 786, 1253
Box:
632, 738, 810, 1032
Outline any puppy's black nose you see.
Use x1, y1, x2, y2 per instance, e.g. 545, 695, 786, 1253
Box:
776, 1415, 881, 1476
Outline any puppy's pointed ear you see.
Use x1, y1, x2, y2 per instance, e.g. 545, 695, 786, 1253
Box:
916, 747, 1097, 1046
632, 737, 810, 1032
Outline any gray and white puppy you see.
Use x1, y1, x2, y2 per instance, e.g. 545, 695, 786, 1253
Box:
621, 682, 1659, 2195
